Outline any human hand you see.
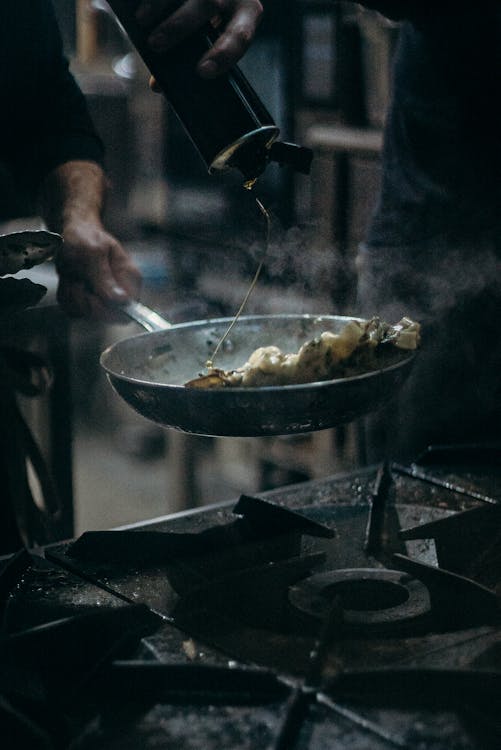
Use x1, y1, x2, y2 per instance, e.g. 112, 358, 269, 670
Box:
55, 220, 142, 322
135, 0, 263, 78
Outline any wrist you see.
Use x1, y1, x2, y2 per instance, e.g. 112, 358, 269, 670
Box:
60, 212, 104, 236
42, 160, 107, 234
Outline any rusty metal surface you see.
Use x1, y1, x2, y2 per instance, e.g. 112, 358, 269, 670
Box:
4, 462, 501, 748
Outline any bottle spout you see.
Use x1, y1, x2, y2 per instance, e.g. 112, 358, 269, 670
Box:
226, 137, 314, 184
268, 141, 314, 175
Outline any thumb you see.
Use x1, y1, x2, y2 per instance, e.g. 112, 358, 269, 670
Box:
84, 247, 129, 304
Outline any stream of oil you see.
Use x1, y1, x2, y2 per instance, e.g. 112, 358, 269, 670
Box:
206, 188, 270, 369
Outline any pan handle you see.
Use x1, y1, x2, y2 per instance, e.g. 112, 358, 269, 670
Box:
120, 300, 172, 332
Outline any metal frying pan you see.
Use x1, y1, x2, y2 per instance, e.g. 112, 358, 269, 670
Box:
100, 301, 415, 437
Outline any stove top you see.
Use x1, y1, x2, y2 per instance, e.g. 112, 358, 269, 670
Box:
2, 446, 501, 749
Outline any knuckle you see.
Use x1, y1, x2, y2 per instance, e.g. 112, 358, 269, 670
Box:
220, 24, 252, 53
253, 0, 264, 19
235, 24, 254, 47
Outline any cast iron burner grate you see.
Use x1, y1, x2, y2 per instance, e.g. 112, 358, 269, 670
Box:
2, 445, 501, 748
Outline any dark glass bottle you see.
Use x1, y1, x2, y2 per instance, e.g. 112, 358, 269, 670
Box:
106, 0, 311, 181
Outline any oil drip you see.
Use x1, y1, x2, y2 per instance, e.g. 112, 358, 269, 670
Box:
206, 191, 270, 369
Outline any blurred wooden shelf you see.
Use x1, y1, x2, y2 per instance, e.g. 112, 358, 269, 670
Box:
306, 124, 383, 156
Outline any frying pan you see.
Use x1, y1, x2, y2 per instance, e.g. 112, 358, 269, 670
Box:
100, 302, 415, 437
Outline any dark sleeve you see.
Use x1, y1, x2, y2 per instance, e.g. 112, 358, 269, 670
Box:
0, 1, 105, 215
34, 0, 105, 176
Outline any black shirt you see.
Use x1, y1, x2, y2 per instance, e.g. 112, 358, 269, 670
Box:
360, 2, 501, 246
0, 0, 104, 220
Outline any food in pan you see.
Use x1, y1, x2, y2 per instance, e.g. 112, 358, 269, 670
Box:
185, 316, 420, 388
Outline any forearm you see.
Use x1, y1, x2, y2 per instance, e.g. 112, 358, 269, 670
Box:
40, 160, 107, 233
40, 160, 142, 320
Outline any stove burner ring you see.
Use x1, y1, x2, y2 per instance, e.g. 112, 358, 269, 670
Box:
289, 568, 431, 631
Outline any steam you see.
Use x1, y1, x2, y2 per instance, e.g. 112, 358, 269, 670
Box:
360, 232, 501, 462
234, 211, 352, 315
356, 238, 501, 324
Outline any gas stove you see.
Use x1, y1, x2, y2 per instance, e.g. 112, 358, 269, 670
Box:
2, 444, 501, 749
